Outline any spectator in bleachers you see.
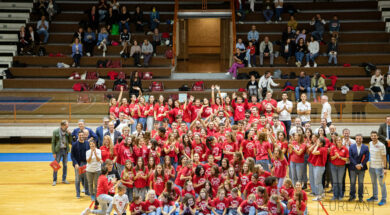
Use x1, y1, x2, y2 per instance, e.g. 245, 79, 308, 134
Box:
46, 0, 58, 22
305, 36, 319, 68
97, 27, 109, 57
387, 71, 390, 92
118, 6, 130, 33
370, 69, 385, 101
26, 26, 40, 55
72, 38, 83, 67
295, 29, 306, 43
287, 15, 298, 32
281, 26, 294, 44
280, 38, 294, 64
150, 6, 160, 32
247, 75, 259, 97
295, 38, 307, 67
105, 7, 118, 33
235, 0, 246, 24
262, 0, 274, 24
134, 5, 144, 32
311, 72, 326, 102
258, 71, 279, 99
129, 71, 143, 97
152, 28, 162, 57
226, 48, 246, 79
84, 27, 96, 57
247, 25, 259, 48
73, 27, 85, 44
88, 6, 100, 32
259, 36, 274, 67
142, 39, 153, 67
329, 15, 340, 39
36, 0, 47, 17
327, 37, 338, 65
274, 0, 283, 22
295, 71, 311, 101
17, 26, 28, 55
37, 15, 49, 44
109, 0, 120, 15
119, 28, 131, 57
236, 38, 246, 52
248, 0, 255, 12
246, 41, 256, 67
310, 14, 326, 41
130, 40, 142, 67
97, 0, 109, 22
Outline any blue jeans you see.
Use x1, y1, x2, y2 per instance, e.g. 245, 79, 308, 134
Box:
228, 208, 238, 215
127, 187, 133, 202
350, 169, 365, 199
275, 8, 283, 20
328, 53, 337, 64
236, 8, 246, 21
212, 209, 224, 215
256, 159, 270, 172
369, 167, 387, 201
312, 87, 324, 99
131, 118, 138, 133
53, 148, 68, 182
330, 164, 345, 198
150, 21, 159, 31
313, 166, 325, 196
119, 21, 130, 32
306, 53, 318, 64
263, 9, 273, 21
163, 205, 174, 214
277, 177, 285, 189
138, 117, 147, 130
309, 163, 316, 195
295, 52, 304, 63
98, 10, 107, 22
91, 194, 114, 214
303, 154, 309, 184
37, 29, 49, 43
290, 162, 305, 186
74, 162, 88, 197
312, 30, 324, 41
295, 87, 311, 101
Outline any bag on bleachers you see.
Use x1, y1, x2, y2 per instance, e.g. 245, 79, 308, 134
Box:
150, 81, 164, 91
273, 69, 282, 79
86, 71, 99, 80
73, 82, 90, 91
249, 71, 260, 79
77, 94, 91, 103
179, 84, 190, 91
68, 72, 81, 80
237, 73, 249, 80
106, 59, 121, 68
192, 81, 204, 91
111, 24, 119, 35
94, 78, 107, 91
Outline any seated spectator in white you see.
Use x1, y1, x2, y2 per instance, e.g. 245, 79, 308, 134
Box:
295, 71, 311, 101
305, 36, 319, 68
281, 38, 294, 64
130, 40, 142, 67
246, 41, 256, 67
259, 36, 274, 67
311, 72, 326, 102
226, 48, 246, 79
141, 39, 153, 67
37, 15, 49, 44
118, 6, 130, 32
310, 14, 326, 41
258, 71, 279, 99
328, 37, 338, 65
236, 38, 246, 52
274, 0, 283, 22
247, 75, 259, 97
295, 38, 307, 67
247, 25, 260, 47
152, 28, 161, 56
329, 15, 340, 39
46, 0, 58, 21
119, 28, 131, 56
97, 0, 109, 22
370, 69, 385, 101
72, 38, 82, 67
262, 0, 274, 23
97, 27, 109, 57
84, 27, 95, 57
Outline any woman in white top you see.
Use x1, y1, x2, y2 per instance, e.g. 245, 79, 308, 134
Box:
370, 69, 385, 101
305, 36, 319, 68
297, 93, 311, 125
86, 141, 102, 201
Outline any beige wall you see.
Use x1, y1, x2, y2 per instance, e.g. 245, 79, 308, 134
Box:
187, 18, 221, 54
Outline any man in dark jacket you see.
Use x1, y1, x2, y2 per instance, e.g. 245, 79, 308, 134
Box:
71, 119, 98, 143
295, 71, 311, 101
51, 120, 72, 186
71, 131, 90, 198
378, 115, 390, 169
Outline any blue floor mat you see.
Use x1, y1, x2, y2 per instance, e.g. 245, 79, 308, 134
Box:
0, 153, 71, 162
0, 97, 51, 111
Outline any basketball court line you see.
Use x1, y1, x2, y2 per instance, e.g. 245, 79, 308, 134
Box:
0, 152, 70, 162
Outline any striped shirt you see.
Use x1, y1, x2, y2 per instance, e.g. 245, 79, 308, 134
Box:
369, 141, 386, 169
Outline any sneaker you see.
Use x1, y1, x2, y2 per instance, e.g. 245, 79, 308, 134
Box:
98, 45, 101, 50
366, 196, 378, 202
296, 62, 301, 67
374, 99, 379, 102
358, 198, 363, 202
103, 52, 106, 57
378, 200, 386, 206
153, 53, 157, 57
120, 50, 124, 55
304, 64, 310, 68
275, 21, 278, 24
86, 52, 91, 57
76, 196, 80, 199
248, 64, 252, 68
380, 96, 384, 101
237, 12, 242, 16
62, 180, 70, 184
314, 62, 317, 67
225, 72, 230, 76
331, 197, 338, 201
52, 181, 56, 186
81, 208, 90, 215
313, 196, 321, 201
232, 77, 236, 80
72, 63, 76, 67
81, 188, 85, 193
279, 17, 282, 21
348, 197, 355, 202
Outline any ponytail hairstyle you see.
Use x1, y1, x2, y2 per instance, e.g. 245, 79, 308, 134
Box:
294, 191, 303, 211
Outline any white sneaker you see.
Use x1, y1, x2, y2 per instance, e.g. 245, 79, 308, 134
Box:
103, 52, 106, 57
98, 45, 101, 50
314, 62, 317, 67
232, 77, 236, 80
225, 72, 230, 76
248, 64, 252, 68
81, 188, 85, 193
296, 62, 301, 67
275, 21, 278, 24
279, 17, 282, 21
313, 196, 322, 201
304, 64, 310, 68
237, 12, 242, 16
120, 51, 124, 55
153, 53, 157, 57
86, 52, 90, 57
72, 62, 76, 67
81, 208, 90, 215
380, 96, 384, 101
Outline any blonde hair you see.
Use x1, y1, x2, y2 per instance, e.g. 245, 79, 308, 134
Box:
146, 190, 156, 201
103, 135, 114, 156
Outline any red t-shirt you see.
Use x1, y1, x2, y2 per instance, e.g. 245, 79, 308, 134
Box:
155, 104, 168, 121
247, 45, 256, 55
231, 99, 248, 122
267, 201, 284, 215
272, 158, 288, 178
258, 171, 271, 184
175, 167, 192, 187
121, 170, 134, 188
109, 104, 120, 118
255, 141, 271, 161
223, 141, 238, 161
202, 106, 214, 118
228, 196, 243, 208
100, 145, 116, 162
313, 147, 328, 167
142, 199, 161, 212
280, 186, 294, 202
130, 203, 143, 215
211, 198, 229, 210
209, 175, 223, 191
288, 200, 306, 215
119, 104, 130, 116
151, 175, 168, 196
290, 142, 306, 163
196, 199, 211, 214
245, 181, 263, 196
330, 146, 349, 166
189, 103, 202, 121
239, 172, 252, 193
242, 140, 256, 159
211, 142, 223, 161
181, 189, 196, 198
261, 99, 277, 113
182, 103, 192, 123
133, 167, 149, 188
192, 141, 207, 162
240, 200, 258, 214
129, 103, 140, 119
96, 175, 113, 197
275, 141, 288, 152
146, 103, 155, 117
193, 174, 207, 194
267, 185, 279, 196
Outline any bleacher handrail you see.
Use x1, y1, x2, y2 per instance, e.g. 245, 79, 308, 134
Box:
172, 0, 179, 67
231, 0, 236, 54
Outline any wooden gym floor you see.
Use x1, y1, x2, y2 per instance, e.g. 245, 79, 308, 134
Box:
0, 144, 389, 215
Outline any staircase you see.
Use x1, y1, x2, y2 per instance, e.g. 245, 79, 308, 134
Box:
378, 0, 390, 33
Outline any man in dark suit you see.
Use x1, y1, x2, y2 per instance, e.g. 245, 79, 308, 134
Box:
95, 117, 110, 148
26, 25, 40, 55
349, 134, 370, 202
378, 115, 390, 169
71, 119, 98, 144
104, 122, 121, 145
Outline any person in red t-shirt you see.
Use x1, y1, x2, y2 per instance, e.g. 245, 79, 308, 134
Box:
244, 173, 264, 198
145, 95, 155, 131
211, 188, 229, 215
120, 160, 134, 202
180, 193, 196, 215
239, 162, 253, 193
287, 192, 306, 215
280, 179, 295, 203
329, 136, 349, 200
109, 86, 123, 118
142, 190, 161, 215
261, 92, 277, 114
267, 195, 284, 215
311, 137, 328, 201
192, 134, 207, 162
238, 193, 258, 215
231, 92, 249, 122
228, 188, 243, 214
159, 192, 177, 215
100, 135, 117, 162
130, 196, 143, 215
133, 157, 149, 200
272, 147, 289, 188
255, 133, 272, 172
223, 133, 238, 161
288, 133, 306, 186
150, 164, 168, 197
193, 165, 207, 194
241, 128, 257, 159
196, 188, 212, 215
188, 96, 203, 122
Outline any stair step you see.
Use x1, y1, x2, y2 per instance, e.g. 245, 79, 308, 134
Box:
0, 23, 25, 31
172, 73, 232, 80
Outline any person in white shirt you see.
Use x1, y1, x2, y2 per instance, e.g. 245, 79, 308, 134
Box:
367, 131, 387, 206
370, 69, 385, 101
314, 118, 330, 135
305, 36, 319, 68
277, 92, 293, 138
297, 93, 311, 125
115, 112, 134, 134
289, 117, 304, 136
113, 185, 129, 215
342, 128, 356, 147
258, 71, 279, 99
321, 95, 332, 126
86, 141, 102, 201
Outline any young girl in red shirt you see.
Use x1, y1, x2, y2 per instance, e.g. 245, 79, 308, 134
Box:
120, 160, 134, 202
219, 158, 230, 179
109, 86, 123, 118
288, 133, 306, 186
196, 188, 212, 215
100, 136, 116, 163
181, 180, 196, 198
159, 192, 177, 215
150, 164, 168, 197
239, 162, 252, 194
164, 133, 180, 168
193, 165, 207, 194
129, 196, 143, 215
225, 167, 239, 189
228, 188, 243, 214
147, 156, 157, 177
180, 193, 196, 215
206, 136, 222, 164
288, 192, 306, 215
148, 139, 161, 165
211, 188, 229, 215
272, 147, 289, 188
208, 166, 222, 193
142, 190, 161, 215
133, 157, 149, 200
223, 133, 238, 161
180, 134, 193, 160
163, 155, 176, 181
267, 194, 284, 215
